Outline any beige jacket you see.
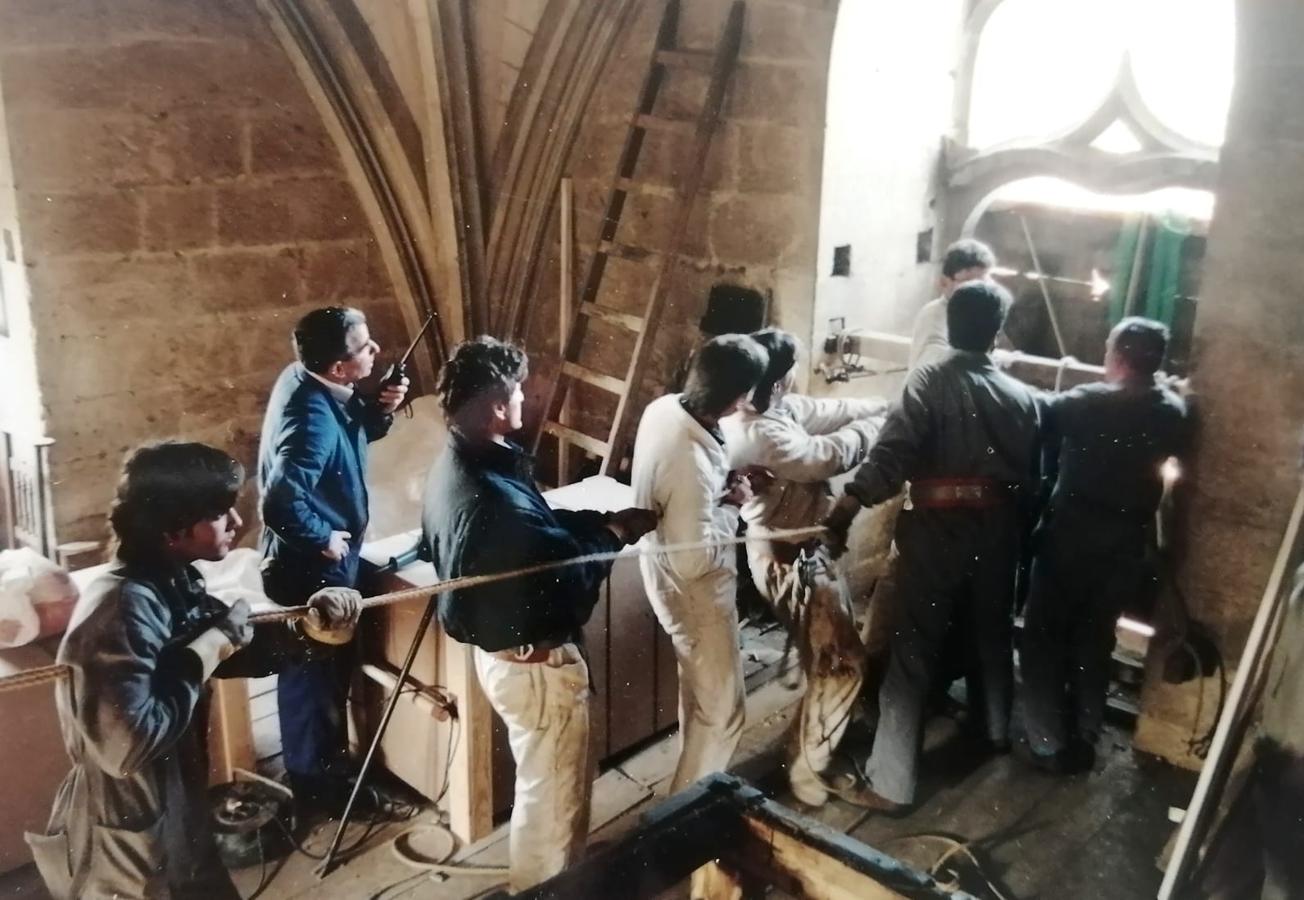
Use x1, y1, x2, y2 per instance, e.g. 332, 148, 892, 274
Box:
722, 394, 888, 535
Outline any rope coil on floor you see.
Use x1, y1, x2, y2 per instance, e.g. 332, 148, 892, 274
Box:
0, 525, 828, 695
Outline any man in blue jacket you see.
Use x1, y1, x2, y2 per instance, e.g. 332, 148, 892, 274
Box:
422, 336, 655, 892
258, 306, 408, 812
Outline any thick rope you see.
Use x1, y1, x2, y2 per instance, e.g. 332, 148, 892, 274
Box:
0, 526, 828, 695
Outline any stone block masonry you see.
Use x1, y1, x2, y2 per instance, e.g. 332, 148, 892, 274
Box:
0, 0, 404, 548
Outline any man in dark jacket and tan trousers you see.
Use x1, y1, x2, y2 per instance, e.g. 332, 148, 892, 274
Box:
823, 280, 1042, 811
421, 337, 655, 893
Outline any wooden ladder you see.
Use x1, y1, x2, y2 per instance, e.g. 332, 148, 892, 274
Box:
534, 0, 745, 483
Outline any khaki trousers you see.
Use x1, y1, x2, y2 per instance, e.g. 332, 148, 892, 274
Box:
474, 643, 592, 894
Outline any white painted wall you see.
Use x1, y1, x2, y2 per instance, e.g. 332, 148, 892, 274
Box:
0, 65, 45, 436
814, 0, 967, 348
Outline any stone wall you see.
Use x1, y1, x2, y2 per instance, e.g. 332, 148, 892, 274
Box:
1134, 0, 1304, 766
0, 0, 404, 548
521, 0, 837, 460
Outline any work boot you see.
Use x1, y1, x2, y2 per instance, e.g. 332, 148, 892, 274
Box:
823, 770, 907, 814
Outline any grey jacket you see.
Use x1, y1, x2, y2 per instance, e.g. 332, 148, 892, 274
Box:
27, 563, 289, 899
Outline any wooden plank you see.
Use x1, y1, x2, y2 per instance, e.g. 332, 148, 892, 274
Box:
249, 689, 277, 721
606, 555, 660, 754
542, 421, 610, 457
696, 860, 746, 900
580, 301, 644, 333
583, 580, 613, 760
562, 361, 626, 395
440, 636, 495, 842
730, 815, 908, 900
504, 774, 962, 900
208, 677, 255, 785
1159, 483, 1304, 898
247, 674, 278, 698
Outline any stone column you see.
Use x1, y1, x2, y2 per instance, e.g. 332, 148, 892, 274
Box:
1134, 0, 1304, 766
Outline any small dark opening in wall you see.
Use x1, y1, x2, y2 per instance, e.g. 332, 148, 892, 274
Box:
832, 244, 851, 277
2, 229, 14, 263
916, 228, 933, 264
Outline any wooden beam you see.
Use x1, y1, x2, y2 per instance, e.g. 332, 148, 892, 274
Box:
208, 678, 255, 786
727, 814, 908, 900
440, 630, 494, 841
501, 774, 966, 899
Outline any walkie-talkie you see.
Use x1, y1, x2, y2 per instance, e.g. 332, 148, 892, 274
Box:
380, 314, 436, 409
382, 313, 436, 387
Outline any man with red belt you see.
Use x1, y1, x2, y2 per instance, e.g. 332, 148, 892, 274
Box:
823, 280, 1041, 810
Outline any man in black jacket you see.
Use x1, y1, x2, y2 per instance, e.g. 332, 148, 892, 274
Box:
824, 281, 1042, 811
1022, 317, 1189, 773
421, 337, 655, 893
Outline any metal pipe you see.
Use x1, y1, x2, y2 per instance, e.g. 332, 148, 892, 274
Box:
1017, 213, 1069, 359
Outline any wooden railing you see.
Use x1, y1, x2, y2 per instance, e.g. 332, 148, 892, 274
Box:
0, 430, 54, 558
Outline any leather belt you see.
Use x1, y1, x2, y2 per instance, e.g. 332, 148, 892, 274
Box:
490, 639, 565, 664
910, 477, 1013, 509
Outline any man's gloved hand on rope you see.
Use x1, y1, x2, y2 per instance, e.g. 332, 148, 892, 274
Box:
820, 493, 862, 560
214, 598, 255, 649
300, 586, 363, 646
605, 507, 659, 545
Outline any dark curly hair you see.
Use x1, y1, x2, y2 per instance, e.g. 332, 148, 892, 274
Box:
110, 442, 244, 566
436, 336, 529, 417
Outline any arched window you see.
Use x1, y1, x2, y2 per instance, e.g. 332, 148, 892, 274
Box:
965, 0, 1234, 152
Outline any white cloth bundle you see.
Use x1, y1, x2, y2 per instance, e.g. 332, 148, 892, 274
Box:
0, 548, 78, 648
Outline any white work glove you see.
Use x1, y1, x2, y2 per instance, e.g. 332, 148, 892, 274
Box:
301, 586, 362, 646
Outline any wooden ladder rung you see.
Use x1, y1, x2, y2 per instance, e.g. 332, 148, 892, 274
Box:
655, 49, 714, 72
580, 302, 644, 333
542, 422, 611, 458
562, 361, 626, 395
633, 113, 696, 135
598, 240, 660, 263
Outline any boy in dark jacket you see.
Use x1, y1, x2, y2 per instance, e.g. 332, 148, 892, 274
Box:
28, 442, 359, 899
421, 337, 655, 893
